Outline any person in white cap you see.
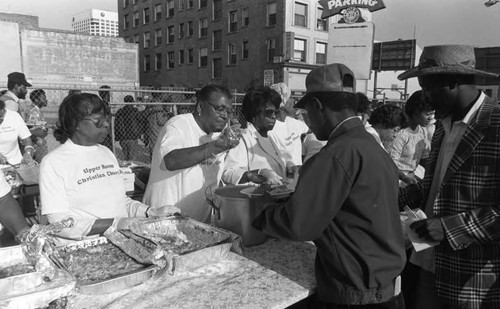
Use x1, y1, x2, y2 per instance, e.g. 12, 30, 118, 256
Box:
254, 63, 405, 308
399, 44, 500, 309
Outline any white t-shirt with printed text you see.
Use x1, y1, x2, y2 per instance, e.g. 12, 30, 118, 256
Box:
143, 114, 223, 223
270, 117, 309, 166
0, 110, 31, 164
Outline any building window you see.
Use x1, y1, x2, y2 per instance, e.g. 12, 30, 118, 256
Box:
199, 47, 208, 67
187, 21, 194, 36
242, 41, 249, 59
267, 39, 275, 62
213, 58, 222, 78
200, 0, 207, 9
228, 10, 237, 32
179, 22, 185, 38
187, 0, 194, 9
123, 14, 129, 30
168, 51, 175, 69
188, 48, 194, 63
167, 0, 175, 17
317, 7, 327, 31
179, 49, 185, 64
199, 18, 208, 38
143, 7, 150, 24
294, 38, 306, 62
144, 55, 151, 72
242, 8, 249, 27
213, 0, 222, 20
144, 32, 151, 48
267, 3, 276, 26
167, 26, 175, 43
154, 4, 162, 20
294, 2, 307, 27
228, 43, 237, 65
123, 0, 129, 7
179, 0, 185, 11
212, 30, 222, 51
155, 29, 162, 45
316, 42, 327, 64
133, 34, 139, 43
133, 11, 139, 27
155, 53, 162, 70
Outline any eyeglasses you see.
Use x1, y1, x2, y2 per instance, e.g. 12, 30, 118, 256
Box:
83, 115, 110, 128
261, 108, 280, 118
204, 101, 234, 115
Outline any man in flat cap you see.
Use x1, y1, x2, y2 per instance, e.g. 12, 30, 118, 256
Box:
253, 63, 406, 308
0, 72, 32, 113
399, 44, 500, 309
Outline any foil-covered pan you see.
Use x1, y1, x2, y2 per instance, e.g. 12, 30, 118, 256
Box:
56, 236, 157, 294
0, 245, 75, 309
140, 216, 232, 274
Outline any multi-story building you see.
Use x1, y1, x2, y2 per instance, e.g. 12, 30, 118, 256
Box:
72, 9, 119, 37
118, 0, 331, 93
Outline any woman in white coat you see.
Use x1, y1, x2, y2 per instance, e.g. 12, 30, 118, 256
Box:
222, 87, 286, 185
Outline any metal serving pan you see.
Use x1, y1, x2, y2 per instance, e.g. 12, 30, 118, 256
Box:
0, 245, 75, 308
142, 216, 232, 274
57, 237, 157, 294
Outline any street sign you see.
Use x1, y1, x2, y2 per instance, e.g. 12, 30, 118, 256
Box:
372, 39, 416, 71
263, 70, 274, 86
329, 22, 375, 80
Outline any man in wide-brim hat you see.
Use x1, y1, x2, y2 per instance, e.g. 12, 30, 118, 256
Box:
398, 44, 500, 309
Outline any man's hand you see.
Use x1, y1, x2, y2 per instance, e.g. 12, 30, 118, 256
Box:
401, 174, 419, 185
410, 217, 445, 242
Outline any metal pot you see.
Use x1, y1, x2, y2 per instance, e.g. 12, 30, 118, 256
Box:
206, 185, 268, 247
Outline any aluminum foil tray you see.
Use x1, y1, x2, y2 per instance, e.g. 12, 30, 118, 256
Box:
57, 237, 157, 294
0, 245, 75, 308
143, 216, 232, 273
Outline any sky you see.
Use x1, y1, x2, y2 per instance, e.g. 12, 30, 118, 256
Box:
2, 0, 500, 48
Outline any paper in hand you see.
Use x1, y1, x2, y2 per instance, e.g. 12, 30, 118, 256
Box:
401, 208, 440, 252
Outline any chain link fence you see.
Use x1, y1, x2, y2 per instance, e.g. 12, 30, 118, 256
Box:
2, 85, 246, 164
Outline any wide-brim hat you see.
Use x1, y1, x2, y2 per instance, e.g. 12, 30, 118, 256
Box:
295, 63, 356, 108
398, 45, 499, 80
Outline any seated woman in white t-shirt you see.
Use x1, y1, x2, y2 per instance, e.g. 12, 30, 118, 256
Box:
222, 87, 286, 186
143, 85, 241, 224
0, 99, 36, 165
40, 93, 178, 243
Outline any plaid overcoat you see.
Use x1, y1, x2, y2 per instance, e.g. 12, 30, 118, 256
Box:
399, 95, 500, 309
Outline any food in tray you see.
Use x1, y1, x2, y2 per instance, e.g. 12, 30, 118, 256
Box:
0, 263, 35, 279
60, 243, 145, 284
242, 184, 293, 197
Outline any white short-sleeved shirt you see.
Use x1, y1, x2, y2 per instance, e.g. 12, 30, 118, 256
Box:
142, 114, 223, 223
387, 125, 430, 174
40, 139, 129, 219
0, 110, 31, 164
270, 117, 309, 166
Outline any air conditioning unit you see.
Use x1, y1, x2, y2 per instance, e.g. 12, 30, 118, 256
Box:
273, 56, 283, 63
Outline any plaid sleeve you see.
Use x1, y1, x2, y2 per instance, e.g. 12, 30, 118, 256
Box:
441, 206, 500, 250
398, 182, 424, 211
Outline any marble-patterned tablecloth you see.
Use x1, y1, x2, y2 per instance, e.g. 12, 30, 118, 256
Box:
69, 239, 317, 309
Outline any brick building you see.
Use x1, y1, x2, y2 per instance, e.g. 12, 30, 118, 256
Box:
118, 0, 331, 92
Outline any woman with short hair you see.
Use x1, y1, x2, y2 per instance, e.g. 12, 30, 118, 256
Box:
387, 91, 433, 185
222, 87, 286, 186
369, 104, 407, 150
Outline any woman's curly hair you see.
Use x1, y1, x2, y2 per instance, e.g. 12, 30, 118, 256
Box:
369, 104, 408, 129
